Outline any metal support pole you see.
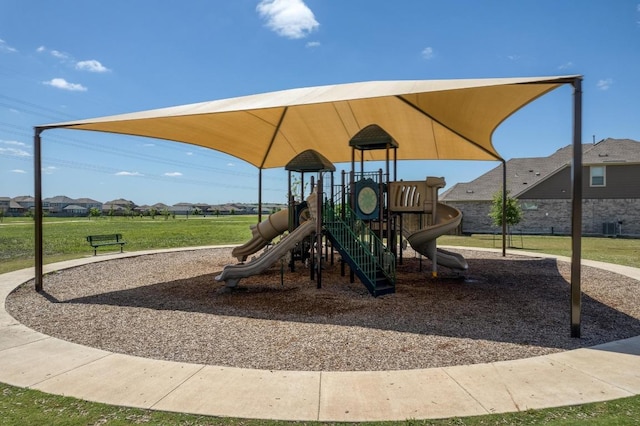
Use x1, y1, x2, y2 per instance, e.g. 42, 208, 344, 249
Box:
571, 77, 583, 338
330, 172, 335, 266
502, 160, 507, 257
310, 175, 315, 281
316, 174, 323, 289
258, 168, 263, 223
340, 170, 346, 277
34, 128, 43, 292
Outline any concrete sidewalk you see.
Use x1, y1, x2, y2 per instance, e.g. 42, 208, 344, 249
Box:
1, 248, 639, 422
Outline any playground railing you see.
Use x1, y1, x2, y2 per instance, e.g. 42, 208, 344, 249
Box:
323, 199, 396, 288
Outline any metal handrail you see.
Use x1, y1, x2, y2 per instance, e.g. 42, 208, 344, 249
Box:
323, 199, 395, 287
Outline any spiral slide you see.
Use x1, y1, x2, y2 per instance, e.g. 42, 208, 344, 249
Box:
231, 208, 290, 262
404, 203, 468, 272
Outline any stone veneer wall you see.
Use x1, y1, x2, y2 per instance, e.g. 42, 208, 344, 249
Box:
444, 199, 640, 237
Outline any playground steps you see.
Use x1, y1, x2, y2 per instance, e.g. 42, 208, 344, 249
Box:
324, 223, 396, 297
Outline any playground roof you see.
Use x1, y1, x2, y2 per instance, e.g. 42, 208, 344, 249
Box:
38, 75, 579, 169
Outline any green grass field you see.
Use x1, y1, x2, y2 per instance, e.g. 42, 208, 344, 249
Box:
0, 215, 256, 274
1, 216, 640, 425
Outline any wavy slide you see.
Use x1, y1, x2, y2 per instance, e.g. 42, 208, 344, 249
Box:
404, 203, 468, 272
231, 208, 290, 262
215, 219, 316, 287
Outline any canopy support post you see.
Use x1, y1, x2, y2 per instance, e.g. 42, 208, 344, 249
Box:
570, 77, 583, 338
258, 168, 263, 223
501, 160, 507, 256
34, 128, 44, 292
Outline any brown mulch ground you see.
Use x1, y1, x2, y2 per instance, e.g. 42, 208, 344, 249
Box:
6, 247, 640, 371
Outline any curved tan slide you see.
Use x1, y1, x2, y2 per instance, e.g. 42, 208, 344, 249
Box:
231, 208, 290, 262
215, 219, 316, 288
404, 203, 468, 272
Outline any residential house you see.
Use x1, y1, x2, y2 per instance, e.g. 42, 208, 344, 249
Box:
441, 138, 640, 237
103, 198, 137, 216
7, 199, 27, 216
44, 195, 77, 215
62, 204, 87, 216
75, 197, 103, 211
12, 195, 35, 210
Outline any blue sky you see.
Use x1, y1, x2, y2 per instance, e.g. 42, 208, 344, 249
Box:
1, 1, 639, 205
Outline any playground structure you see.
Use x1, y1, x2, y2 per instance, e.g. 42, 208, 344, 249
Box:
217, 125, 468, 296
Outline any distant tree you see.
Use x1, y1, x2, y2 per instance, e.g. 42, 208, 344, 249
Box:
108, 204, 115, 219
290, 176, 309, 203
161, 207, 170, 220
489, 190, 523, 247
149, 207, 158, 219
88, 207, 101, 219
0, 209, 4, 223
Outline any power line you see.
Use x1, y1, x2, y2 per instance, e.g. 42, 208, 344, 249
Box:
0, 121, 284, 182
0, 152, 282, 192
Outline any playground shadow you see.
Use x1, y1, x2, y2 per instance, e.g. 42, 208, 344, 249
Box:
50, 254, 640, 352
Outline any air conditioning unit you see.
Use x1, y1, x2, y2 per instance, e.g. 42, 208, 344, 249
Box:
602, 222, 617, 236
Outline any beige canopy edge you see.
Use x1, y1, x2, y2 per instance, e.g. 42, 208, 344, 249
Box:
33, 75, 584, 337
36, 75, 579, 169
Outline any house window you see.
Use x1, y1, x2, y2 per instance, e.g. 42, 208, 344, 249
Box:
590, 166, 606, 187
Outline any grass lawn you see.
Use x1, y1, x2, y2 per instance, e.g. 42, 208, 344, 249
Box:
1, 217, 639, 425
0, 215, 256, 274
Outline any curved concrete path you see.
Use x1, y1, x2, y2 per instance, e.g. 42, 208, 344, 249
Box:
1, 246, 640, 422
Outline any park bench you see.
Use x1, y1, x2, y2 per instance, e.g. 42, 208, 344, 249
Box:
86, 234, 126, 255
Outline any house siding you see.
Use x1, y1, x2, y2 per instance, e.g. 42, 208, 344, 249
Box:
447, 198, 640, 237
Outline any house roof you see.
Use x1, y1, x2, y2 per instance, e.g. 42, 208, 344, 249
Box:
9, 200, 26, 209
583, 138, 640, 164
63, 205, 87, 210
12, 196, 35, 202
441, 138, 640, 201
74, 197, 102, 204
44, 195, 76, 203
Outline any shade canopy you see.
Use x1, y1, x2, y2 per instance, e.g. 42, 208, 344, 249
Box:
39, 75, 578, 169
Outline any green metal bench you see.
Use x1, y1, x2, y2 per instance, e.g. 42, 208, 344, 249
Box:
86, 234, 126, 255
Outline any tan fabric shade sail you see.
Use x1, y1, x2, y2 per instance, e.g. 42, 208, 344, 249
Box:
34, 74, 584, 337
39, 75, 579, 169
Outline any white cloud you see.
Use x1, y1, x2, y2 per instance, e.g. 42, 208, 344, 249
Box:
597, 78, 613, 90
227, 162, 235, 167
421, 47, 434, 60
2, 140, 27, 147
558, 61, 574, 70
43, 78, 88, 92
11, 169, 26, 174
257, 0, 319, 39
186, 152, 193, 156
50, 49, 69, 60
164, 172, 183, 177
42, 166, 56, 175
76, 59, 110, 73
306, 41, 321, 48
507, 54, 520, 61
115, 171, 144, 176
37, 46, 110, 73
0, 147, 31, 157
142, 143, 155, 147
0, 39, 17, 53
